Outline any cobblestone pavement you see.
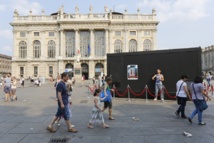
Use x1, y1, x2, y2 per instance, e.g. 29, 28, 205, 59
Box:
0, 81, 214, 143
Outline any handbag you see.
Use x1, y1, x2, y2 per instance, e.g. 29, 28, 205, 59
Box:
192, 84, 208, 111
176, 82, 184, 105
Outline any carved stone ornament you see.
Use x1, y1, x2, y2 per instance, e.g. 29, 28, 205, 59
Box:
89, 5, 93, 12
75, 5, 79, 13
104, 6, 108, 12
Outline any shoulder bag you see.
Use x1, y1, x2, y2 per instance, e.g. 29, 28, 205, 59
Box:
192, 84, 208, 111
176, 82, 184, 105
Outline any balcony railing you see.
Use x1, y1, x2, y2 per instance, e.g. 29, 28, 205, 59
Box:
13, 13, 157, 22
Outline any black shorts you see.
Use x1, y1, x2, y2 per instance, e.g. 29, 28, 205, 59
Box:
104, 101, 112, 109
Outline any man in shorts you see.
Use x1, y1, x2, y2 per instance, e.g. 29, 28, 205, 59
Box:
46, 72, 78, 133
4, 73, 12, 102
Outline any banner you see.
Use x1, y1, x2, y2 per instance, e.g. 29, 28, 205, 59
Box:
127, 65, 138, 80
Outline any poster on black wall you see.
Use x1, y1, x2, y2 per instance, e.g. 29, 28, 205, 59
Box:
127, 65, 138, 80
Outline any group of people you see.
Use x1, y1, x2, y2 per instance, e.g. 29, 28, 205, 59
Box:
1, 73, 18, 102
47, 72, 114, 133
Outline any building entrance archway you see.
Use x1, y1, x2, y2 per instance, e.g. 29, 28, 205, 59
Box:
81, 63, 89, 80
65, 63, 73, 78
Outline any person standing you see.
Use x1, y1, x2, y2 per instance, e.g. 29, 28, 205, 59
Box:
88, 89, 109, 129
4, 73, 12, 102
188, 76, 211, 125
11, 76, 17, 101
102, 77, 115, 120
46, 72, 78, 133
152, 69, 165, 101
175, 75, 191, 119
20, 76, 25, 88
205, 72, 212, 87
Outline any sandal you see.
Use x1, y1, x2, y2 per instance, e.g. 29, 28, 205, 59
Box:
68, 127, 78, 133
46, 126, 56, 133
102, 124, 109, 128
109, 117, 115, 120
88, 125, 94, 129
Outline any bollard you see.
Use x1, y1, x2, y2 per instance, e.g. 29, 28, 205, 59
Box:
145, 85, 149, 102
113, 84, 116, 101
127, 85, 132, 102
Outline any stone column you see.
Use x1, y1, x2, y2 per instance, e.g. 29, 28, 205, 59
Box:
109, 29, 114, 53
137, 30, 143, 51
75, 29, 80, 58
125, 30, 129, 52
27, 31, 32, 59
152, 29, 157, 50
13, 31, 18, 59
90, 29, 95, 58
60, 30, 65, 57
105, 29, 109, 56
41, 31, 46, 60
89, 60, 95, 79
55, 30, 59, 58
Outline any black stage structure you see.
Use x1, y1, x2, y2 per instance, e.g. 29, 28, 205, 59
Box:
107, 47, 202, 99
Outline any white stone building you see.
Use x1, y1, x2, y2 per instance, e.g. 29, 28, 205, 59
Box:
10, 6, 159, 79
202, 45, 214, 74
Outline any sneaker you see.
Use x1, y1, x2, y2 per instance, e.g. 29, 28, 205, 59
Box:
175, 111, 179, 117
188, 118, 192, 123
198, 122, 206, 125
181, 116, 187, 119
154, 98, 157, 101
68, 127, 78, 133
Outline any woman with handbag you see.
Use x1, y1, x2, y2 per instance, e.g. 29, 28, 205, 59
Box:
188, 76, 211, 125
175, 75, 191, 119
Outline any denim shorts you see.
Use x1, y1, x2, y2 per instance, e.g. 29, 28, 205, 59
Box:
4, 86, 11, 93
55, 105, 70, 120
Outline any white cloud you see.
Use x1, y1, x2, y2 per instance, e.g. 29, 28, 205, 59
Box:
1, 46, 12, 54
11, 0, 42, 15
137, 0, 210, 22
0, 4, 6, 11
0, 30, 13, 39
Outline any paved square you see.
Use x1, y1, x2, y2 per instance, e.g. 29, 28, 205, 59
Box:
0, 81, 214, 143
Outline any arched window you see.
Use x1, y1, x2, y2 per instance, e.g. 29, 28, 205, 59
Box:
143, 39, 152, 51
66, 31, 75, 57
33, 40, 41, 58
95, 31, 105, 57
48, 40, 56, 58
114, 40, 123, 53
19, 41, 27, 58
129, 39, 137, 52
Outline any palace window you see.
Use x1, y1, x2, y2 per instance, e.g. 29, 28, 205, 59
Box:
34, 66, 38, 77
95, 31, 105, 57
20, 32, 26, 37
130, 31, 136, 35
20, 67, 24, 76
19, 41, 27, 58
65, 31, 75, 57
115, 31, 121, 36
144, 30, 150, 36
48, 40, 56, 58
143, 39, 152, 51
49, 32, 54, 37
114, 39, 123, 53
129, 39, 137, 52
80, 31, 90, 57
34, 32, 39, 36
33, 40, 41, 58
49, 66, 53, 76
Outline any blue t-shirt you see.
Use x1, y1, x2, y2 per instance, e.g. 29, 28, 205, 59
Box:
56, 81, 69, 106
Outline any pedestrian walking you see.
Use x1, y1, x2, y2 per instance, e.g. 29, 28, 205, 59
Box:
4, 73, 12, 102
11, 76, 17, 101
205, 72, 212, 87
152, 69, 164, 101
102, 77, 115, 120
46, 72, 78, 133
175, 75, 191, 119
20, 76, 25, 88
88, 89, 109, 129
188, 76, 211, 125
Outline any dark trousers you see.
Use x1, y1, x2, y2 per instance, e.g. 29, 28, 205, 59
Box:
177, 97, 187, 117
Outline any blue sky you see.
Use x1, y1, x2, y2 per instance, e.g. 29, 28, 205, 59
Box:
0, 0, 213, 56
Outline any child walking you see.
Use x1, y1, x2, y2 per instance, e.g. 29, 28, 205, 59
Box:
88, 89, 109, 129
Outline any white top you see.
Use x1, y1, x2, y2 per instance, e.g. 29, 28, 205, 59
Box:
11, 80, 17, 89
176, 80, 187, 97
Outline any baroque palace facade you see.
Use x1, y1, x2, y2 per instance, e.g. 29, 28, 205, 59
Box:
11, 6, 159, 79
202, 45, 214, 74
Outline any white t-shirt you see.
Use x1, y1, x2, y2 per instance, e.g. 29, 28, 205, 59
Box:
176, 80, 187, 97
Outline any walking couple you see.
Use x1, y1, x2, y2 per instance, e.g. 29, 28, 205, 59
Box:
175, 75, 211, 125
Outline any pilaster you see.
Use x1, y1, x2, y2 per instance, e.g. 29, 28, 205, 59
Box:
75, 29, 80, 57
137, 30, 143, 51
90, 29, 95, 57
